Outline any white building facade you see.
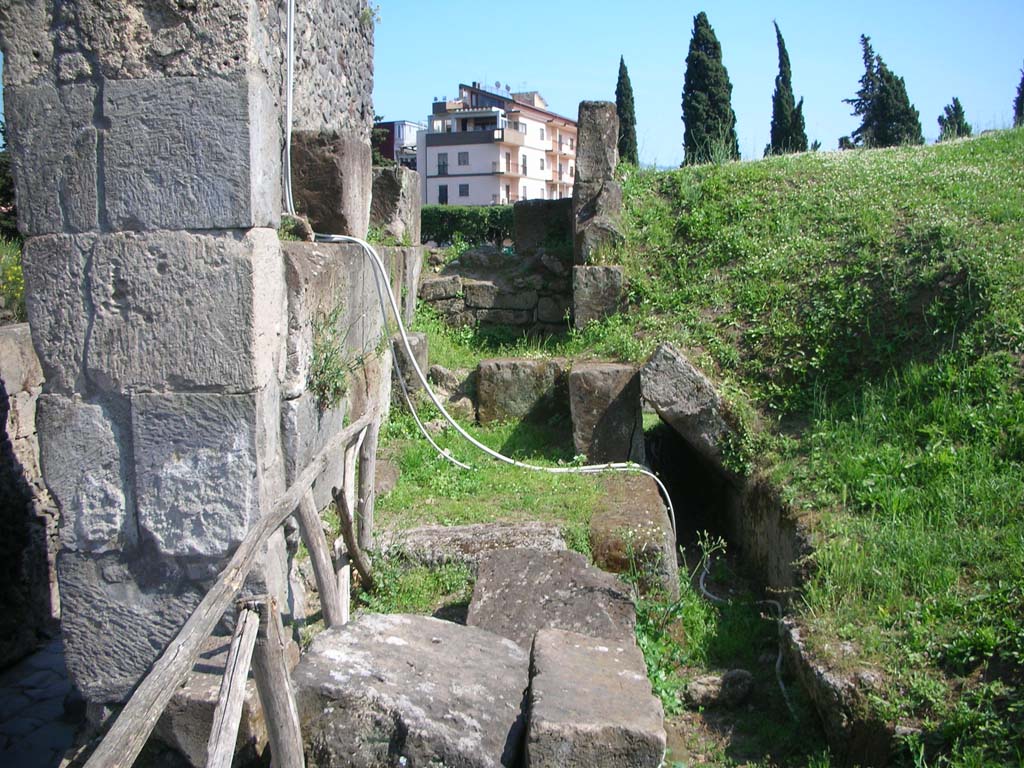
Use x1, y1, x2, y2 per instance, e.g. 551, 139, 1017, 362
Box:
416, 83, 577, 206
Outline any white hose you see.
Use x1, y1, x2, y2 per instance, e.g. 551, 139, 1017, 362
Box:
281, 0, 676, 543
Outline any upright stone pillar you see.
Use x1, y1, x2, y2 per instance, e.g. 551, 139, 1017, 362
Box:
0, 0, 373, 711
571, 101, 625, 265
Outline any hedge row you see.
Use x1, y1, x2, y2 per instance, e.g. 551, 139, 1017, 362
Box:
421, 205, 513, 246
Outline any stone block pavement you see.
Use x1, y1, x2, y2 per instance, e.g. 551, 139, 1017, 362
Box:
0, 639, 84, 768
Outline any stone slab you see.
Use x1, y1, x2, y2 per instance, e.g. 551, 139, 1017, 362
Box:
370, 166, 422, 245
103, 74, 279, 231
280, 391, 346, 513
476, 358, 569, 424
467, 549, 636, 650
419, 274, 462, 301
574, 102, 619, 184
640, 342, 736, 475
392, 331, 428, 395
463, 280, 538, 311
291, 129, 371, 238
294, 613, 528, 768
4, 83, 98, 236
591, 474, 679, 600
568, 361, 644, 464
0, 324, 43, 397
131, 393, 260, 559
381, 522, 566, 569
36, 395, 127, 553
526, 628, 665, 768
58, 551, 203, 704
573, 265, 625, 327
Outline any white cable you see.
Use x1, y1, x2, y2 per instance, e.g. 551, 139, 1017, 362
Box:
282, 0, 676, 542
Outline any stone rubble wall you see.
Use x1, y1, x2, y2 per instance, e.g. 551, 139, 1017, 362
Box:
0, 0, 381, 709
0, 324, 59, 668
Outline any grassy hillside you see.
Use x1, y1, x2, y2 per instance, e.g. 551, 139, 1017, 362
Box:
590, 130, 1024, 764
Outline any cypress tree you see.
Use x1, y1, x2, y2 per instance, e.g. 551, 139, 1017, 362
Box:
615, 56, 639, 165
1014, 63, 1024, 128
766, 22, 808, 156
845, 35, 923, 148
681, 12, 739, 164
937, 97, 972, 141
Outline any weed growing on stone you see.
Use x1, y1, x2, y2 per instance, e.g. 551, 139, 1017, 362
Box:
309, 305, 348, 411
0, 237, 25, 322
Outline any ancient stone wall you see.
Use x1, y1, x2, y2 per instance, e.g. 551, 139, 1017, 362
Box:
0, 0, 380, 709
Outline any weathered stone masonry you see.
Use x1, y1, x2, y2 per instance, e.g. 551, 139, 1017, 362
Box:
0, 0, 380, 711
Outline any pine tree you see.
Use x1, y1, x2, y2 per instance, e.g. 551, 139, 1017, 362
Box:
766, 22, 808, 156
937, 97, 972, 141
681, 12, 739, 164
845, 35, 923, 148
1014, 63, 1024, 128
615, 56, 639, 165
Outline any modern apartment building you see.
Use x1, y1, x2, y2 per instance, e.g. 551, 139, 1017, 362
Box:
373, 119, 425, 170
416, 82, 577, 206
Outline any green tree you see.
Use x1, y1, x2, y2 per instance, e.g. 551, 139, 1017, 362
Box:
845, 35, 923, 148
937, 97, 972, 141
1014, 63, 1024, 128
0, 120, 17, 241
681, 11, 739, 164
765, 21, 808, 156
615, 56, 639, 165
371, 114, 396, 167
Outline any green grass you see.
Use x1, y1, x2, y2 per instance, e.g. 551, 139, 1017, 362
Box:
596, 129, 1024, 765
377, 400, 600, 543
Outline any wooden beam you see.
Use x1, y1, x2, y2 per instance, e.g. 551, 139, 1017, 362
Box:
357, 418, 380, 552
251, 599, 305, 768
205, 605, 260, 768
294, 490, 344, 628
333, 484, 375, 592
82, 409, 375, 768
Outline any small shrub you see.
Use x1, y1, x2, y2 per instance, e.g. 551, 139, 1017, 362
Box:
0, 239, 25, 322
309, 305, 347, 410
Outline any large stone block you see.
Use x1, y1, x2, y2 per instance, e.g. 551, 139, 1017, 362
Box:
4, 83, 98, 236
58, 550, 203, 704
294, 614, 528, 768
591, 474, 679, 600
0, 324, 44, 399
476, 358, 569, 424
37, 395, 128, 553
572, 180, 624, 265
291, 129, 371, 238
526, 628, 665, 768
568, 362, 644, 464
572, 265, 625, 327
419, 274, 462, 301
464, 280, 538, 311
280, 392, 346, 513
640, 342, 736, 475
24, 230, 283, 395
381, 522, 566, 569
104, 74, 280, 231
392, 331, 428, 396
370, 166, 421, 245
574, 102, 619, 184
467, 549, 636, 650
131, 393, 260, 559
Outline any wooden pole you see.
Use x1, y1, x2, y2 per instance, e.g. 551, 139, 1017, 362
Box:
206, 605, 260, 768
338, 564, 351, 625
356, 418, 380, 552
251, 599, 305, 768
294, 490, 344, 628
333, 485, 374, 592
82, 409, 374, 768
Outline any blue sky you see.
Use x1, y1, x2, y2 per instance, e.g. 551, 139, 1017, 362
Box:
374, 0, 1024, 165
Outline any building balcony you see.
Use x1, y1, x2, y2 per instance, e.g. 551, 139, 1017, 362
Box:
493, 161, 521, 176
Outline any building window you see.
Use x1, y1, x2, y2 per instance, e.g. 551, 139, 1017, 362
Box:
505, 184, 511, 202
521, 155, 527, 175
437, 152, 448, 175
539, 127, 545, 140
540, 158, 545, 171
569, 138, 575, 150
570, 165, 575, 177
459, 183, 469, 197
521, 185, 527, 200
438, 184, 448, 205
458, 151, 469, 166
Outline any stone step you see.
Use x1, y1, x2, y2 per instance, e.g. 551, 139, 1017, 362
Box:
526, 628, 666, 768
466, 548, 636, 650
380, 522, 566, 570
292, 613, 528, 768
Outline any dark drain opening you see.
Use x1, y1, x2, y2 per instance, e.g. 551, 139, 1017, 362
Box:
645, 421, 738, 552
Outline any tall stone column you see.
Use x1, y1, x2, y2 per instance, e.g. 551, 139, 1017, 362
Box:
0, 0, 301, 709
